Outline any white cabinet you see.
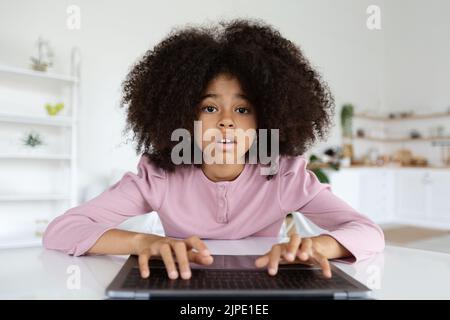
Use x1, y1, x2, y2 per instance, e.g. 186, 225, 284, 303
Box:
329, 167, 450, 228
428, 171, 450, 224
393, 170, 450, 227
394, 170, 429, 220
359, 169, 394, 223
327, 169, 361, 210
328, 168, 394, 223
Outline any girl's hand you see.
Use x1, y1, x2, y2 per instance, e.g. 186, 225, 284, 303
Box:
134, 234, 213, 280
254, 234, 332, 278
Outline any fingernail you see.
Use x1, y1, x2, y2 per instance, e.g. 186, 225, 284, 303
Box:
181, 271, 191, 279
268, 268, 276, 275
202, 250, 210, 256
301, 252, 308, 260
286, 253, 294, 261
142, 270, 149, 278
169, 271, 178, 279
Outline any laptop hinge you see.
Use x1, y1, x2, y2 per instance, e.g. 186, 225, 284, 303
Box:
333, 292, 348, 300
134, 291, 150, 300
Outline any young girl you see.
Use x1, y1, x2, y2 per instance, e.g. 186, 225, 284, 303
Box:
43, 19, 384, 281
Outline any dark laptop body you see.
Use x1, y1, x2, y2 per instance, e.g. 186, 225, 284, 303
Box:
106, 255, 371, 300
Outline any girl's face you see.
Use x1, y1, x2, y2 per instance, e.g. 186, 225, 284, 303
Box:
195, 73, 257, 164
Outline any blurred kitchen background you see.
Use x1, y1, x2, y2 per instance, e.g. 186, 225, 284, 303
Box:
0, 0, 449, 252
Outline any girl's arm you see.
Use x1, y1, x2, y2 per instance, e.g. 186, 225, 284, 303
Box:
279, 156, 385, 263
43, 155, 166, 256
43, 155, 213, 279
297, 187, 385, 263
310, 234, 352, 260
88, 229, 213, 280
86, 229, 159, 255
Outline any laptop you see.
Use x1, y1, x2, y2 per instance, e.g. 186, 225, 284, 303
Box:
106, 255, 371, 300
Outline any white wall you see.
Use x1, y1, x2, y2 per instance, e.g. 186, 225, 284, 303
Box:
3, 0, 447, 203
383, 0, 450, 112
368, 0, 450, 166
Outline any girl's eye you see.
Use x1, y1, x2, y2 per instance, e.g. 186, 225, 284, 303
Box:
202, 106, 217, 113
236, 107, 250, 114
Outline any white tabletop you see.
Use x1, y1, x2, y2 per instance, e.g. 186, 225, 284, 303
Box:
1, 237, 449, 299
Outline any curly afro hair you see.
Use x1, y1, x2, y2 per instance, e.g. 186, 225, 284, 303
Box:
121, 19, 334, 179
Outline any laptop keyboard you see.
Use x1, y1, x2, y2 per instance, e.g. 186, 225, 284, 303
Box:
123, 267, 357, 290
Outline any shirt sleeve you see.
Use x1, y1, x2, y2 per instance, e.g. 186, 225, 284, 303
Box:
42, 154, 167, 256
278, 155, 385, 263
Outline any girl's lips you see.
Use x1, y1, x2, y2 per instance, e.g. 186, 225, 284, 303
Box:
215, 141, 237, 151
216, 137, 236, 143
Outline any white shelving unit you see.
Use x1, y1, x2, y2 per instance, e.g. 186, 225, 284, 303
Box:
0, 153, 71, 160
352, 111, 450, 167
0, 64, 79, 83
0, 112, 73, 126
0, 56, 80, 248
0, 194, 71, 201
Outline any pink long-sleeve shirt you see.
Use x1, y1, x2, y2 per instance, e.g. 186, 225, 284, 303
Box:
43, 154, 385, 262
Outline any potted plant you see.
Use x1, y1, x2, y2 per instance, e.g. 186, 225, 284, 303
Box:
307, 153, 340, 184
45, 102, 64, 116
20, 131, 45, 154
30, 37, 54, 72
340, 103, 354, 165
341, 103, 354, 138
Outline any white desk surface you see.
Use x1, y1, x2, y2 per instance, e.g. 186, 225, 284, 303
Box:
1, 237, 449, 300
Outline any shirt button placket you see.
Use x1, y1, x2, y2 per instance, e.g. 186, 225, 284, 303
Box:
217, 184, 228, 224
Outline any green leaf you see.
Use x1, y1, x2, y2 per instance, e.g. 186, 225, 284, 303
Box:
309, 154, 319, 162
312, 168, 330, 184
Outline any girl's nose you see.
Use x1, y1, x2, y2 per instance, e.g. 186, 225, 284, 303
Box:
218, 119, 235, 129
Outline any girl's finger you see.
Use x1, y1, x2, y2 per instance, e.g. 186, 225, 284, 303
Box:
138, 250, 151, 278
283, 234, 301, 262
254, 253, 270, 268
187, 250, 214, 265
184, 235, 211, 257
172, 241, 191, 279
267, 245, 282, 276
159, 243, 178, 279
297, 238, 313, 261
313, 253, 332, 278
